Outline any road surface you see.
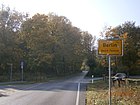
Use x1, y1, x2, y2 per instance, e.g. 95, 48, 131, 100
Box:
0, 71, 93, 105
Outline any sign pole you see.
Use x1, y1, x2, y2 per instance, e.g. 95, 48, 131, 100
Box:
98, 39, 123, 105
10, 64, 13, 81
21, 67, 23, 81
108, 55, 111, 105
20, 61, 24, 81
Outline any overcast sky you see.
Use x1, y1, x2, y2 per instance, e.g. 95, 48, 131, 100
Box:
1, 0, 140, 37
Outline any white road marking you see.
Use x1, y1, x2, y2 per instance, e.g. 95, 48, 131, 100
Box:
76, 82, 80, 105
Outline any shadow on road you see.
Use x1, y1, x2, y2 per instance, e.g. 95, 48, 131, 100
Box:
0, 72, 92, 96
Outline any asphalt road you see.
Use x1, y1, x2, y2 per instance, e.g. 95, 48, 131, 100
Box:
0, 71, 91, 105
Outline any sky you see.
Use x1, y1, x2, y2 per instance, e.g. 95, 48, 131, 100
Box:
0, 0, 140, 38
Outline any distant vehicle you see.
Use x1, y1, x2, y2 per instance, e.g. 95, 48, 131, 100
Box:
112, 73, 127, 81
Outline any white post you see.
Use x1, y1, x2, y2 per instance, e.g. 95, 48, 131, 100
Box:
92, 75, 94, 83
109, 55, 111, 105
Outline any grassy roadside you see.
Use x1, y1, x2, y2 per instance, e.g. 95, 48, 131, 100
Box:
86, 80, 140, 105
0, 72, 81, 86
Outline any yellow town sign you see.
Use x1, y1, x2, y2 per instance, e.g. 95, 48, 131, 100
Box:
98, 40, 123, 55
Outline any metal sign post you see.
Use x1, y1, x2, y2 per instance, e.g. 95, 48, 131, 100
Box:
21, 65, 23, 81
108, 55, 111, 105
20, 61, 24, 81
10, 64, 13, 81
7, 63, 13, 81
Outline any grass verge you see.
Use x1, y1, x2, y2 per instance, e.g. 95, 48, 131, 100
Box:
86, 80, 140, 105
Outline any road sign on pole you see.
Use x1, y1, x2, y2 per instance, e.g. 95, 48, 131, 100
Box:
20, 61, 24, 81
20, 61, 24, 69
98, 40, 123, 56
98, 39, 123, 105
7, 63, 13, 81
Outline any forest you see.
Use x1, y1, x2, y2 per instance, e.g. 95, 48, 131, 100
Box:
0, 5, 139, 82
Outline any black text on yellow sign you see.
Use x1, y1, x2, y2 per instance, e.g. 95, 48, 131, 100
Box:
98, 40, 123, 55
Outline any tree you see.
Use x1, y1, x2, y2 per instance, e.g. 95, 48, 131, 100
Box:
100, 22, 140, 75
0, 5, 28, 81
20, 12, 98, 78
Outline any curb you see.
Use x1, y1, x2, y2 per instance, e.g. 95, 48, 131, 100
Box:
0, 81, 26, 85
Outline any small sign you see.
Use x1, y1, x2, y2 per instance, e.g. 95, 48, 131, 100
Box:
20, 61, 24, 69
98, 40, 123, 55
